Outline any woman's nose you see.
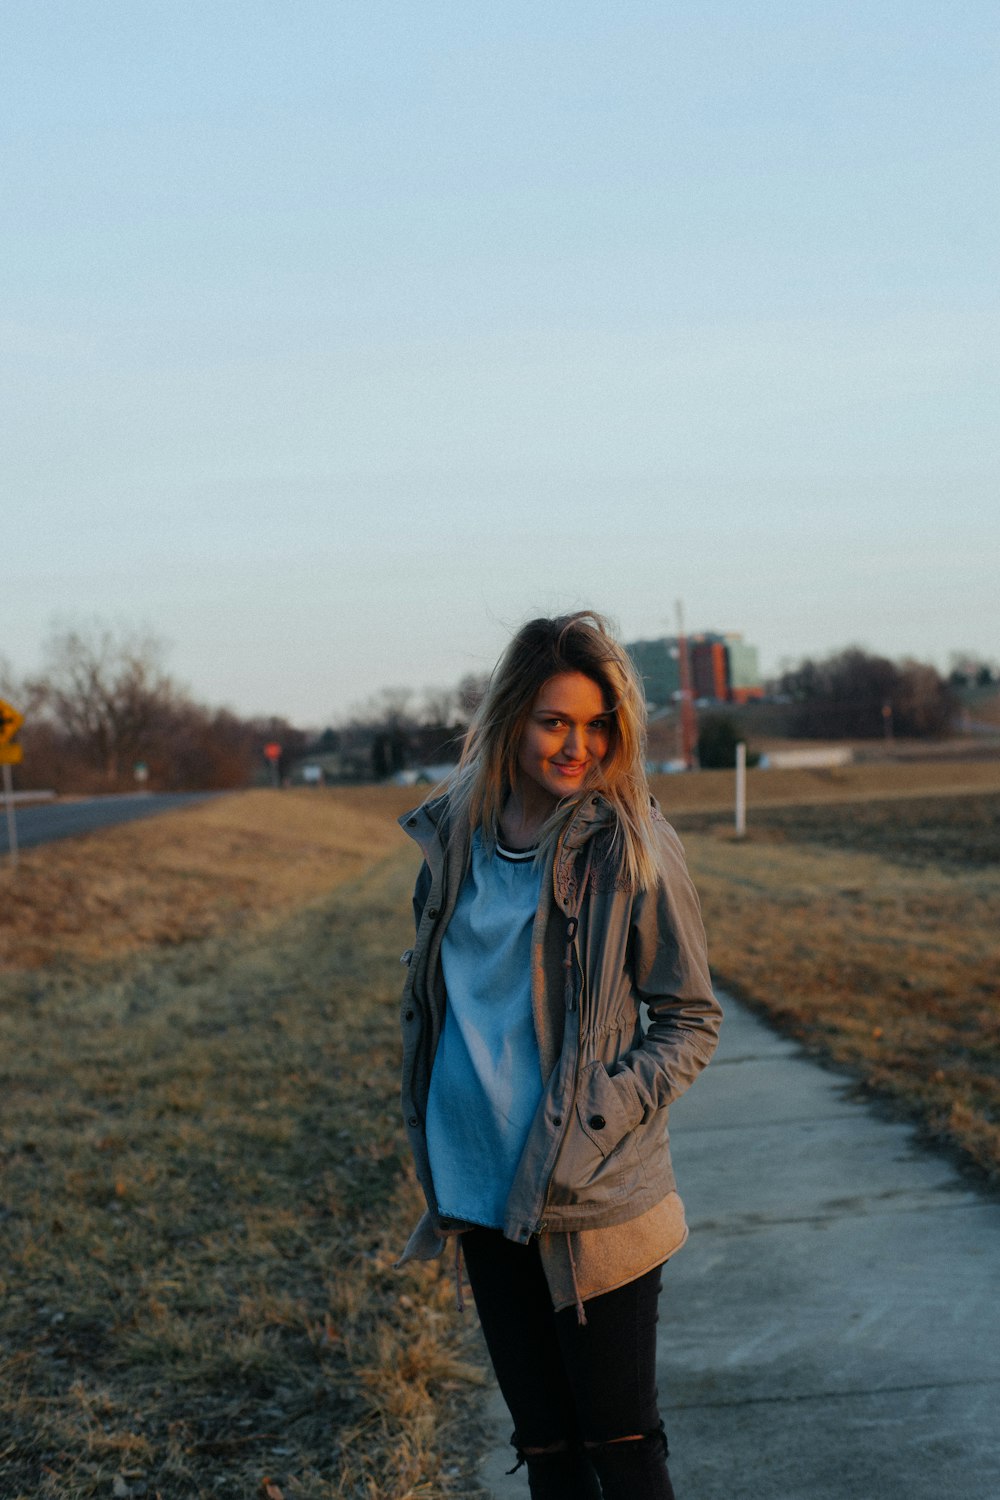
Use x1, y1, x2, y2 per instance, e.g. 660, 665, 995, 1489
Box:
565, 725, 584, 757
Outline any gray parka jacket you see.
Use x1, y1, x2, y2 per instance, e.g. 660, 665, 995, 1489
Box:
399, 790, 722, 1249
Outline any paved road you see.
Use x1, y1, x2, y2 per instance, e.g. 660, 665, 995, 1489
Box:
477, 996, 1000, 1499
0, 792, 221, 852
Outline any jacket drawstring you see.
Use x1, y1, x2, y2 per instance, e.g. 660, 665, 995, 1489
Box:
453, 1234, 466, 1313
566, 1234, 588, 1326
562, 920, 578, 1011
563, 840, 594, 1325
562, 844, 594, 1013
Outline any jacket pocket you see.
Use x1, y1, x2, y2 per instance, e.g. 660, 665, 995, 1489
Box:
546, 1061, 643, 1210
576, 1060, 644, 1155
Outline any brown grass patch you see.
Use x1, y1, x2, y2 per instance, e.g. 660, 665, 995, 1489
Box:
0, 790, 488, 1499
3, 766, 997, 1496
0, 788, 417, 971
653, 760, 1000, 1183
674, 788, 1000, 870
651, 754, 1000, 818
681, 796, 1000, 1183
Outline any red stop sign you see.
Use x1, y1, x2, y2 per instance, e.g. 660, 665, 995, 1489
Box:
264, 742, 282, 761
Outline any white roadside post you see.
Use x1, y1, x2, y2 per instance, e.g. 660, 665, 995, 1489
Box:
735, 741, 747, 839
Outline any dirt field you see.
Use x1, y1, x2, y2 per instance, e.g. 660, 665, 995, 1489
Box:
1, 769, 997, 1496
672, 787, 1000, 869
649, 755, 1000, 816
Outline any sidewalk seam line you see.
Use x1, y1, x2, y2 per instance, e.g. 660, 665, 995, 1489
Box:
670, 1376, 1000, 1411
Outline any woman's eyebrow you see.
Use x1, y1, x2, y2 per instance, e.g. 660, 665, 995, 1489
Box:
533, 705, 606, 718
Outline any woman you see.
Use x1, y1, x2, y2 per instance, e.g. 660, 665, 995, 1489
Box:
397, 612, 721, 1500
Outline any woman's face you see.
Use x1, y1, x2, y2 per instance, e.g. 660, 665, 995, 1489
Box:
516, 672, 611, 809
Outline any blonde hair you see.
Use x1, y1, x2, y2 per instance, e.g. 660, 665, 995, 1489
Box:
448, 611, 658, 890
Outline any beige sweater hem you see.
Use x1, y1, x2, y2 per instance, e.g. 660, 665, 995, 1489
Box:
538, 1191, 689, 1312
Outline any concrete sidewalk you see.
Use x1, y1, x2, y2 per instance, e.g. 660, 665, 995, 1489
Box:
477, 995, 1000, 1499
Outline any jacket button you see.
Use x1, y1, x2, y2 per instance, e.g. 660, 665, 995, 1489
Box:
407, 1115, 419, 1127
589, 1114, 606, 1130
552, 1115, 562, 1127
427, 906, 439, 918
405, 1009, 415, 1021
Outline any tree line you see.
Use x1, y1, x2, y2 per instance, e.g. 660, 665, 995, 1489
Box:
774, 647, 957, 739
1, 623, 307, 794
346, 647, 968, 777
1, 625, 983, 795
339, 674, 489, 779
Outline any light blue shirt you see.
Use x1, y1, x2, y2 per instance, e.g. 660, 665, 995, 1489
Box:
425, 831, 544, 1228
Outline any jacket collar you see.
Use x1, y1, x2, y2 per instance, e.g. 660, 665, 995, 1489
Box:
399, 790, 451, 856
401, 788, 613, 905
552, 794, 613, 908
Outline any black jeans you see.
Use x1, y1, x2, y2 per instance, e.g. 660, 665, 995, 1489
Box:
461, 1229, 676, 1500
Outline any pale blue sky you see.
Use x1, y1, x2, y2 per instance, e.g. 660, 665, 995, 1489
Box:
3, 2, 997, 723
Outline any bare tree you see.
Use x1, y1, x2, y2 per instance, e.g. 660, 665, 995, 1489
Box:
948, 651, 998, 688
29, 621, 179, 786
456, 672, 490, 717
894, 660, 957, 736
421, 685, 458, 726
0, 655, 45, 715
347, 686, 417, 730
778, 647, 955, 739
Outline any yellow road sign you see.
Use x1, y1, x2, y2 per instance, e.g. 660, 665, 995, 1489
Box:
0, 699, 24, 745
0, 743, 23, 764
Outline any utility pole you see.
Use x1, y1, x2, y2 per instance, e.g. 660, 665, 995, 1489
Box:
0, 698, 24, 871
676, 600, 698, 769
882, 702, 894, 745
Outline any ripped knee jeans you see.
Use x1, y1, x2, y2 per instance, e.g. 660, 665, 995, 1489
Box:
461, 1229, 676, 1500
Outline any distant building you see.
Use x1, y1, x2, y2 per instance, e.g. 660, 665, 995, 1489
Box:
626, 637, 681, 708
626, 631, 762, 708
690, 637, 729, 701
725, 636, 762, 703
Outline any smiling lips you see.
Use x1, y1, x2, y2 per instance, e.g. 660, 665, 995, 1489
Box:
552, 762, 586, 776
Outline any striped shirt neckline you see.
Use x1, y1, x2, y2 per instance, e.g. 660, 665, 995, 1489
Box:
495, 839, 538, 863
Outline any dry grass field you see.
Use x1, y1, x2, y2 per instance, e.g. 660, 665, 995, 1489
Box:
1, 766, 997, 1497
1, 790, 487, 1500
659, 771, 1000, 1186
650, 755, 1000, 816
0, 789, 411, 971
